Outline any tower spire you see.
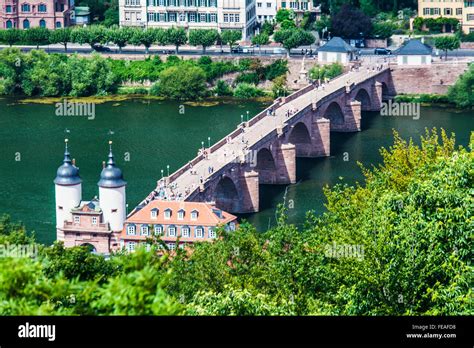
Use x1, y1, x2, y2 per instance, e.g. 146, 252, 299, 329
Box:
107, 140, 115, 166
63, 138, 72, 164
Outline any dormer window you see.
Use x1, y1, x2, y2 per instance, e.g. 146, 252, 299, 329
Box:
150, 208, 158, 219
164, 209, 172, 219
74, 216, 80, 224
191, 210, 198, 221
178, 209, 185, 220
127, 225, 136, 235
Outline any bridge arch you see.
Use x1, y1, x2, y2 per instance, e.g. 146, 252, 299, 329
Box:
256, 148, 276, 171
354, 88, 372, 111
324, 102, 345, 125
215, 176, 240, 213
288, 122, 311, 144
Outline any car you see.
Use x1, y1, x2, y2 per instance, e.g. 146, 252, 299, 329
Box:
374, 48, 392, 55
92, 44, 111, 52
231, 45, 254, 54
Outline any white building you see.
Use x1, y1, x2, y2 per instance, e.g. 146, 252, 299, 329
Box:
256, 1, 277, 23
396, 39, 433, 66
318, 37, 356, 65
119, 0, 257, 40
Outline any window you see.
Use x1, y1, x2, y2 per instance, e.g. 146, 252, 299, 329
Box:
195, 227, 204, 238
74, 216, 80, 224
189, 13, 196, 22
38, 4, 47, 12
151, 209, 158, 218
209, 228, 216, 239
58, 206, 63, 210
167, 243, 176, 250
127, 242, 136, 252
456, 8, 462, 16
55, 21, 61, 28
112, 209, 118, 213
164, 209, 171, 219
210, 13, 216, 22
402, 56, 408, 64
191, 210, 198, 220
178, 210, 185, 220
127, 225, 136, 235
154, 225, 163, 235
179, 243, 185, 250
21, 4, 31, 12
141, 225, 149, 236
467, 14, 474, 21
181, 226, 190, 237
92, 217, 97, 225
6, 20, 12, 28
444, 8, 452, 16
6, 5, 12, 13
168, 226, 176, 237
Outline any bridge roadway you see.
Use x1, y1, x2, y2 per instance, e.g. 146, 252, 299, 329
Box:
137, 63, 390, 211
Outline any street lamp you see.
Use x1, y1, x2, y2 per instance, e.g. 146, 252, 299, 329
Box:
241, 114, 244, 124
246, 110, 249, 122
161, 169, 164, 178
208, 136, 211, 148
201, 141, 204, 150
166, 165, 170, 177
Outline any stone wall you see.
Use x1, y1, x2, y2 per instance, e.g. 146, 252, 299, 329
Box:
460, 42, 474, 49
390, 61, 470, 95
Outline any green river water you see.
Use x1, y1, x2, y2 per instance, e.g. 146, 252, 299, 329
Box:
0, 97, 472, 245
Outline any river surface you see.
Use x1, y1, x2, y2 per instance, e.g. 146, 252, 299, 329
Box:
0, 97, 472, 245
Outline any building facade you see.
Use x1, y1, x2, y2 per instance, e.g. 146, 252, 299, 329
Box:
318, 37, 356, 64
119, 0, 257, 39
277, 0, 319, 21
55, 140, 126, 255
0, 0, 73, 29
121, 200, 238, 252
418, 0, 474, 34
396, 39, 432, 65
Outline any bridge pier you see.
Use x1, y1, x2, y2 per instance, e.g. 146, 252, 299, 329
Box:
311, 118, 330, 157
342, 100, 361, 132
275, 143, 296, 184
239, 170, 259, 213
371, 81, 383, 111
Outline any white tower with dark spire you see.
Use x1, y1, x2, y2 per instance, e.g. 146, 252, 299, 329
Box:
54, 139, 82, 235
98, 141, 127, 232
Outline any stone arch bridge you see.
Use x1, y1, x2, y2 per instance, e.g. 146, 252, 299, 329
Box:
137, 68, 396, 214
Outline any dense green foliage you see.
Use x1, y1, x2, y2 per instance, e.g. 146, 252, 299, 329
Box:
309, 63, 344, 81
151, 64, 208, 100
0, 130, 471, 315
0, 48, 117, 96
447, 63, 474, 108
331, 4, 373, 38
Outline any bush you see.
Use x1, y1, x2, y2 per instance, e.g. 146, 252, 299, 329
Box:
233, 83, 265, 99
264, 59, 288, 81
309, 63, 344, 81
152, 65, 208, 100
213, 80, 233, 96
235, 72, 260, 85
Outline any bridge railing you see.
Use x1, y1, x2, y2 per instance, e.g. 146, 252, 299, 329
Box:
247, 98, 282, 128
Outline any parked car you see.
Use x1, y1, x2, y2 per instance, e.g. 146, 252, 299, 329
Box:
374, 48, 392, 55
92, 44, 111, 52
231, 45, 254, 54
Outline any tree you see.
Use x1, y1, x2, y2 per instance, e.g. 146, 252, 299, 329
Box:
331, 4, 373, 38
166, 27, 187, 54
447, 64, 474, 108
70, 27, 89, 46
152, 65, 207, 100
371, 22, 396, 39
25, 27, 50, 49
0, 29, 22, 47
261, 21, 275, 36
50, 28, 72, 52
435, 36, 461, 60
251, 33, 269, 55
130, 29, 157, 54
86, 25, 108, 48
188, 29, 219, 54
221, 30, 242, 53
275, 8, 294, 23
107, 27, 133, 53
274, 29, 315, 56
